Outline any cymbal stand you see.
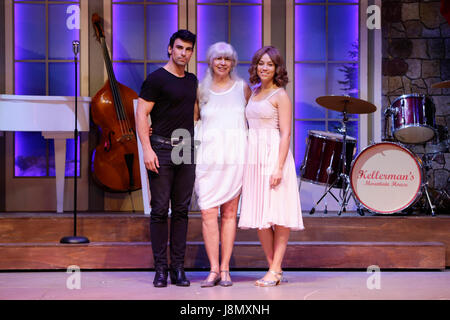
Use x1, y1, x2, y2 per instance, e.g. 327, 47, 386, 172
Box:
334, 105, 362, 215
337, 107, 351, 215
323, 153, 338, 214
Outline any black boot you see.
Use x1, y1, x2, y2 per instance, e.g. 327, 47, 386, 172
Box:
153, 266, 168, 288
170, 266, 190, 287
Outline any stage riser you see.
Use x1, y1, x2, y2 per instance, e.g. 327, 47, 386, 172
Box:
2, 215, 450, 243
0, 242, 445, 270
0, 216, 151, 243
1, 215, 450, 266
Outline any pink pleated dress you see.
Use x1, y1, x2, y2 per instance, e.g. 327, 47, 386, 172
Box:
238, 88, 304, 230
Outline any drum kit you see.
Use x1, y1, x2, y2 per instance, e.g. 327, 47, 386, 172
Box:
300, 81, 450, 216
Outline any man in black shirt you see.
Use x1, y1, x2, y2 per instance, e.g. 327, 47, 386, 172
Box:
136, 30, 197, 288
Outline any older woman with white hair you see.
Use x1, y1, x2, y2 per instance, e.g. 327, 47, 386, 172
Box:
194, 42, 251, 287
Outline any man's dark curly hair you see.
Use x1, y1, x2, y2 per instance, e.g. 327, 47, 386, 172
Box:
248, 46, 289, 87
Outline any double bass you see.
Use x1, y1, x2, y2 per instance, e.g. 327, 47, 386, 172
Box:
91, 13, 141, 192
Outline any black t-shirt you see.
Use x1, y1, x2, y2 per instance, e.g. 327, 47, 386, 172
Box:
139, 67, 198, 138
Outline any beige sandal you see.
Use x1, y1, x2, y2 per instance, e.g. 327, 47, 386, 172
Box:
255, 270, 283, 287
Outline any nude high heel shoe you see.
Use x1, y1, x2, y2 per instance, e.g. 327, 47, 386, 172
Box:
255, 270, 283, 287
200, 271, 221, 288
219, 270, 233, 287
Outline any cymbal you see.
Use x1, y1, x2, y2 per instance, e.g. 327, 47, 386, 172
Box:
431, 80, 450, 89
315, 95, 377, 114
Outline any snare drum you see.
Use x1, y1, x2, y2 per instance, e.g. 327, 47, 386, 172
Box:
350, 142, 423, 214
389, 94, 436, 144
301, 130, 357, 188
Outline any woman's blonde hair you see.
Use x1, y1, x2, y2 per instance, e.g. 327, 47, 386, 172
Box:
198, 42, 240, 107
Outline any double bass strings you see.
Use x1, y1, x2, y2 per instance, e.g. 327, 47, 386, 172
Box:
101, 38, 134, 141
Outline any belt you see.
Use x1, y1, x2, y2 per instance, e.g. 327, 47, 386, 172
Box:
151, 134, 187, 147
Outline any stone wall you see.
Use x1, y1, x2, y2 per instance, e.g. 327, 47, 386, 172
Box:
382, 0, 450, 212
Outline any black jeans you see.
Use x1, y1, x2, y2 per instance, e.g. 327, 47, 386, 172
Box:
148, 141, 195, 270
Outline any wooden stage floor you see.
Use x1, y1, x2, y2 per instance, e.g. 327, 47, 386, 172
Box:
1, 211, 449, 270
0, 270, 449, 300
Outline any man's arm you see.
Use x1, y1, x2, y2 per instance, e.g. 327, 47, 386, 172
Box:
194, 99, 200, 122
136, 97, 159, 173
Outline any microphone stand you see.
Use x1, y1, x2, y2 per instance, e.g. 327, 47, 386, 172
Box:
60, 41, 89, 244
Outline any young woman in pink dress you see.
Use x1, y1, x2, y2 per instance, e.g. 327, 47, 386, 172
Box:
238, 46, 304, 286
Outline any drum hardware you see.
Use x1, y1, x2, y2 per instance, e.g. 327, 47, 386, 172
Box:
316, 142, 328, 182
422, 181, 436, 216
418, 151, 436, 215
411, 136, 450, 215
309, 166, 364, 216
323, 152, 336, 214
327, 108, 353, 216
434, 189, 450, 214
404, 124, 449, 215
431, 80, 450, 89
309, 155, 342, 215
383, 107, 395, 142
306, 96, 377, 216
412, 187, 449, 215
414, 151, 447, 216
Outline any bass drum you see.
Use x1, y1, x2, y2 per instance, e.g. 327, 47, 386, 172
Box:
350, 142, 423, 214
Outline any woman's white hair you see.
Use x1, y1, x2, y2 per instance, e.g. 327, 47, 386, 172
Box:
198, 42, 240, 107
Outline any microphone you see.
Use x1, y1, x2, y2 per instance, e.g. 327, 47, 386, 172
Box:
72, 40, 80, 57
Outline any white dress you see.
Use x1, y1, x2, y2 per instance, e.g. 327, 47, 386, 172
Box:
194, 80, 248, 210
238, 89, 304, 230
